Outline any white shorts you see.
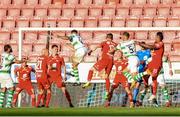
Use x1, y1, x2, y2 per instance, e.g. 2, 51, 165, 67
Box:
0, 73, 14, 88
74, 47, 88, 63
127, 56, 139, 73
148, 74, 166, 86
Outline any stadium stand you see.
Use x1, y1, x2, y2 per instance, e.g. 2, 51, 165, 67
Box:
0, 0, 179, 62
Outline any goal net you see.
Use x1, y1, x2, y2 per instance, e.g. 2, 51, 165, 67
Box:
15, 27, 180, 107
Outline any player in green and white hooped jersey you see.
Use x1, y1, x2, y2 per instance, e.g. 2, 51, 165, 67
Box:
0, 44, 16, 108
57, 30, 88, 85
116, 32, 139, 88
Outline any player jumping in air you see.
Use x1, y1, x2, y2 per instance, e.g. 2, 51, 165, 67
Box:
47, 44, 74, 107
132, 42, 151, 105
12, 58, 36, 107
0, 44, 19, 108
57, 30, 88, 85
139, 55, 172, 107
36, 49, 51, 108
135, 32, 165, 102
83, 33, 117, 98
116, 32, 139, 87
106, 51, 134, 108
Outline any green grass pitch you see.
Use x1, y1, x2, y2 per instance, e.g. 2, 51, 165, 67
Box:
0, 107, 180, 116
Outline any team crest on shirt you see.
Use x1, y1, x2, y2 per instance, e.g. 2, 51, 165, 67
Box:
118, 66, 122, 71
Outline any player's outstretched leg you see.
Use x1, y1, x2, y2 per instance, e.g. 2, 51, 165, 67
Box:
0, 88, 6, 108
61, 87, 74, 107
6, 88, 14, 108
82, 67, 95, 88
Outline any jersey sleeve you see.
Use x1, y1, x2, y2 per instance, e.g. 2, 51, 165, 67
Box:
154, 42, 163, 49
116, 44, 121, 50
8, 54, 15, 62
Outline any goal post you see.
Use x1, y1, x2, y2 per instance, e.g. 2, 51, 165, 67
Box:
16, 27, 180, 107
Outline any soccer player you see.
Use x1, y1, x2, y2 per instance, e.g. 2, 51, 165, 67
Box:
139, 55, 172, 107
57, 30, 88, 85
47, 44, 74, 107
116, 32, 139, 87
132, 42, 151, 105
82, 33, 117, 97
0, 44, 19, 108
135, 32, 165, 101
12, 57, 36, 107
106, 51, 134, 108
36, 49, 51, 108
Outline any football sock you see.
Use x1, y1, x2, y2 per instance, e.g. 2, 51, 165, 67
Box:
0, 92, 5, 107
105, 78, 110, 93
6, 90, 14, 107
133, 88, 139, 103
46, 92, 51, 107
87, 70, 94, 81
162, 87, 170, 102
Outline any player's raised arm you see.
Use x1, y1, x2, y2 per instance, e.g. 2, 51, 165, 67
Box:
88, 44, 102, 56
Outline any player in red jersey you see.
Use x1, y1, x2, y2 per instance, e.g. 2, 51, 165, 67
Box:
47, 44, 74, 107
135, 32, 164, 101
12, 58, 36, 107
106, 51, 134, 108
36, 49, 51, 108
83, 33, 117, 97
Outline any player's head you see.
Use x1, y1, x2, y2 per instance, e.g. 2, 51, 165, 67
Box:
141, 42, 146, 50
156, 32, 164, 42
4, 44, 13, 53
41, 48, 49, 56
106, 33, 113, 41
71, 29, 78, 36
51, 44, 58, 55
114, 51, 123, 60
122, 32, 130, 41
21, 57, 28, 67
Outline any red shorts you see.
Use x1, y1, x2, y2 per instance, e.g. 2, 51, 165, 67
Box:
147, 61, 162, 78
113, 74, 129, 88
48, 75, 65, 88
16, 81, 34, 95
37, 76, 50, 90
94, 57, 113, 75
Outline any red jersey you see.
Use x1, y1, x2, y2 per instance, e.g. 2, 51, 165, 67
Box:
36, 55, 48, 78
114, 59, 128, 75
14, 65, 33, 83
151, 42, 164, 66
101, 40, 117, 59
48, 55, 65, 76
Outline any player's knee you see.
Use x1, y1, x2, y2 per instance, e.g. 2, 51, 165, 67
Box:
38, 89, 44, 94
31, 94, 35, 98
47, 89, 51, 94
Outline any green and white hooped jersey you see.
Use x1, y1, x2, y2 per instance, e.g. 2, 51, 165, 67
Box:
69, 34, 85, 50
0, 53, 15, 74
116, 40, 136, 57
